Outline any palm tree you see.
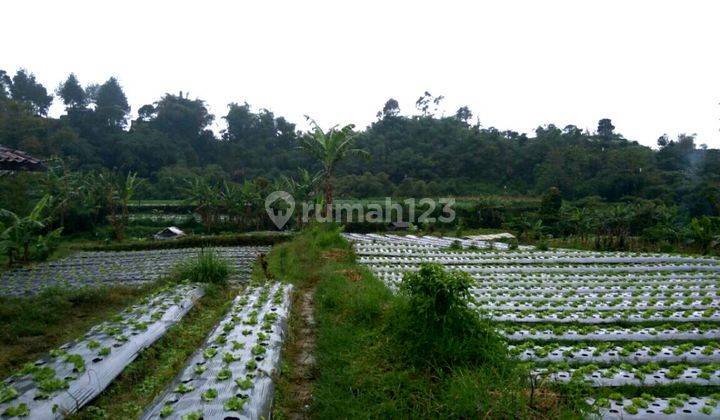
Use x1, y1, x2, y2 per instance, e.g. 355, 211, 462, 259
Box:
298, 118, 368, 214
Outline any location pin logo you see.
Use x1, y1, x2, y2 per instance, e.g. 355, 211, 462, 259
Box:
265, 191, 295, 229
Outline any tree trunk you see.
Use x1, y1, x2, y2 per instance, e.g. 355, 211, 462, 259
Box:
323, 178, 333, 217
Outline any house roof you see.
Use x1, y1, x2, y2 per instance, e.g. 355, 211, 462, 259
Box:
0, 145, 45, 172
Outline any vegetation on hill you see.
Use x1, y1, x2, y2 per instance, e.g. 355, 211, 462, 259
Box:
1, 69, 719, 257
1, 69, 718, 214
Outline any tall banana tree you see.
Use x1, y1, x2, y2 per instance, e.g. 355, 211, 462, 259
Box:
282, 168, 321, 228
688, 216, 719, 254
298, 118, 368, 214
99, 171, 140, 241
0, 195, 61, 265
568, 208, 593, 243
42, 160, 78, 229
185, 177, 220, 230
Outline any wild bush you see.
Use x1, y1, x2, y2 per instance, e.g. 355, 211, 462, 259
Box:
389, 263, 507, 368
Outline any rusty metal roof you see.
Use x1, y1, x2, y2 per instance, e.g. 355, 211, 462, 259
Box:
0, 144, 45, 171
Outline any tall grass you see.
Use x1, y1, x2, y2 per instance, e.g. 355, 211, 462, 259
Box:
173, 249, 231, 285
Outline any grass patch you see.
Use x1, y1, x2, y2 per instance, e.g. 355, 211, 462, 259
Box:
0, 284, 158, 378
173, 249, 232, 285
270, 224, 586, 418
71, 284, 237, 419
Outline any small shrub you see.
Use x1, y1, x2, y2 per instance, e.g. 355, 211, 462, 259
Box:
389, 263, 506, 368
174, 249, 231, 285
536, 241, 549, 251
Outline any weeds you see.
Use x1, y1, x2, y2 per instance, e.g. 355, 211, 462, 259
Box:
173, 249, 231, 285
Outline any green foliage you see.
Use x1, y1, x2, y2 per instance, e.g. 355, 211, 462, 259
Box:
79, 232, 289, 252
98, 171, 140, 242
390, 264, 507, 368
270, 227, 582, 418
540, 186, 562, 225
9, 69, 52, 115
200, 388, 218, 401
57, 73, 88, 110
91, 77, 130, 128
0, 195, 62, 265
688, 216, 720, 253
0, 385, 18, 403
3, 402, 30, 417
73, 287, 235, 419
224, 396, 246, 411
298, 118, 368, 208
174, 249, 231, 285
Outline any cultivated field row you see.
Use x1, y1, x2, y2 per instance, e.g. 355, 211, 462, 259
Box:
347, 233, 720, 419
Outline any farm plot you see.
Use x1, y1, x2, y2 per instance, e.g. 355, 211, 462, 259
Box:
0, 284, 203, 418
142, 282, 292, 420
0, 246, 268, 296
347, 233, 720, 419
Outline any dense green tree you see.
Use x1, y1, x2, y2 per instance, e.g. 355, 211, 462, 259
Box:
377, 98, 400, 119
57, 73, 88, 110
1, 71, 720, 227
597, 118, 616, 140
92, 77, 130, 128
9, 69, 53, 115
149, 92, 213, 140
455, 106, 472, 123
0, 70, 11, 101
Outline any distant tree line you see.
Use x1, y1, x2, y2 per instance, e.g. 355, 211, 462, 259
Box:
1, 69, 719, 219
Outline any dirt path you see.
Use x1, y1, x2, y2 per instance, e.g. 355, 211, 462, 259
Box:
278, 286, 317, 419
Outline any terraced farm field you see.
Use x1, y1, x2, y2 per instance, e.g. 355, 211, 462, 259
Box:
0, 247, 268, 296
347, 233, 720, 419
0, 246, 292, 419
143, 282, 292, 419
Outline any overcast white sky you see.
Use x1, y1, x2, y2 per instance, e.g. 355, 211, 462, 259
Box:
3, 0, 719, 147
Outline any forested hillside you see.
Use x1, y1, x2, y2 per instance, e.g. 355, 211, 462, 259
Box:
1, 69, 718, 217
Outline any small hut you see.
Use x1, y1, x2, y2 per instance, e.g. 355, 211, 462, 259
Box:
154, 226, 186, 240
0, 145, 46, 175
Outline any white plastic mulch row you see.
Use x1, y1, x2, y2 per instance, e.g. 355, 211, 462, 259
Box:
358, 255, 720, 265
594, 396, 720, 418
142, 282, 292, 420
0, 246, 267, 296
352, 241, 719, 261
500, 325, 720, 342
0, 284, 204, 419
367, 263, 720, 274
471, 291, 720, 301
482, 309, 720, 324
538, 366, 720, 387
346, 233, 720, 419
512, 344, 720, 364
475, 299, 718, 311
343, 232, 514, 250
